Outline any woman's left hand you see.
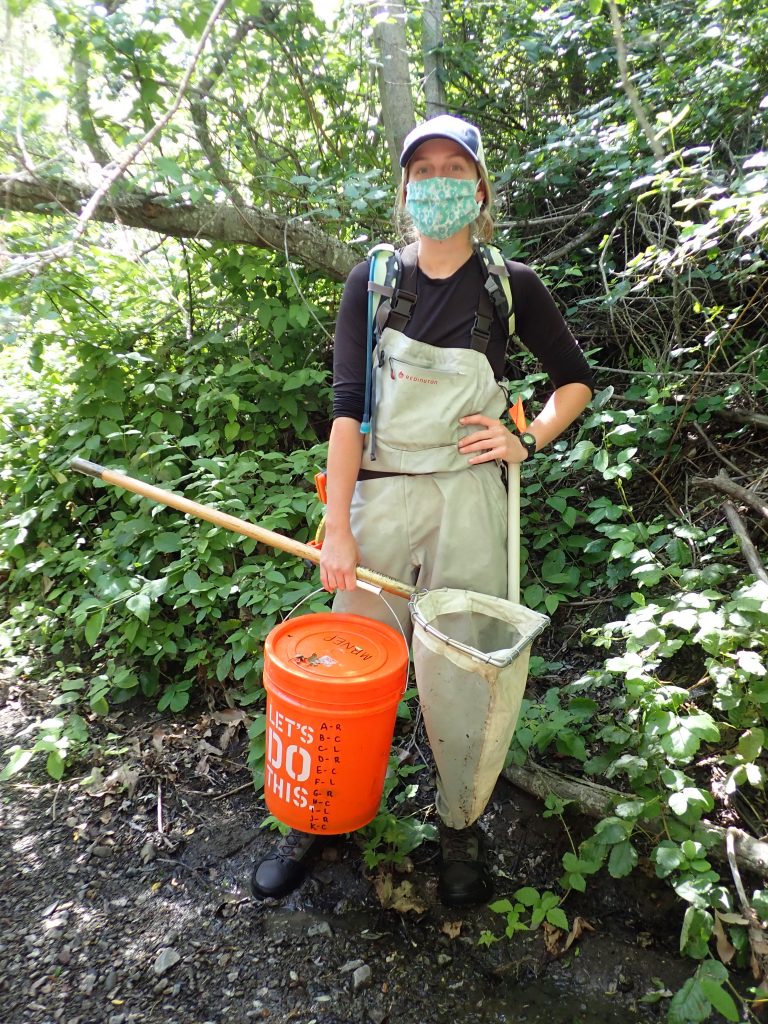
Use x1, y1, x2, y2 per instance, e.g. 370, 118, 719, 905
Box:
458, 414, 527, 465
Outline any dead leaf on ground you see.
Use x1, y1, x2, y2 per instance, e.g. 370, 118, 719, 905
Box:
85, 766, 139, 798
195, 739, 223, 757
373, 872, 427, 914
103, 766, 140, 797
542, 921, 564, 955
564, 916, 596, 952
441, 920, 463, 938
211, 709, 247, 726
713, 912, 736, 964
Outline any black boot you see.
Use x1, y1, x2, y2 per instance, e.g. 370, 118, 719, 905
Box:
437, 823, 493, 907
251, 829, 316, 899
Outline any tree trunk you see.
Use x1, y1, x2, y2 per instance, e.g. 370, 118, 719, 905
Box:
422, 0, 447, 118
373, 1, 416, 180
607, 0, 665, 161
0, 173, 357, 282
504, 762, 768, 880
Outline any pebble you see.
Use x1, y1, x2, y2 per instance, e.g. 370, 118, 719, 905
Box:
80, 973, 97, 995
340, 959, 365, 973
153, 947, 181, 976
352, 964, 372, 991
307, 921, 333, 938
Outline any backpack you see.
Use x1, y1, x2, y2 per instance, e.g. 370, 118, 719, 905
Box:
360, 241, 516, 435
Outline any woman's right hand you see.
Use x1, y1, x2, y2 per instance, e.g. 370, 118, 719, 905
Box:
319, 527, 361, 593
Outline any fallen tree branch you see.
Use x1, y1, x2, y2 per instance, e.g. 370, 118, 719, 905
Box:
721, 497, 768, 583
541, 216, 612, 262
726, 829, 768, 986
0, 173, 356, 281
714, 408, 768, 431
692, 474, 768, 521
504, 761, 768, 879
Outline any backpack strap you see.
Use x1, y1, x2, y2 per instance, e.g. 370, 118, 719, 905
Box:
477, 244, 515, 338
372, 241, 419, 337
367, 241, 515, 354
361, 243, 396, 436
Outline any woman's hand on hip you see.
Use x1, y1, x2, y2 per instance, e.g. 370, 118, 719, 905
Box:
458, 414, 528, 464
319, 527, 361, 592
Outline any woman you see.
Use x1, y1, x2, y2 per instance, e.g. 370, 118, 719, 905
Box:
252, 115, 594, 906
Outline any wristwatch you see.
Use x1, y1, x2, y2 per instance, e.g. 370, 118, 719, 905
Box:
518, 431, 537, 460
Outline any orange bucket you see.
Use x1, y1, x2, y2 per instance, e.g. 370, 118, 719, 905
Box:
263, 613, 408, 834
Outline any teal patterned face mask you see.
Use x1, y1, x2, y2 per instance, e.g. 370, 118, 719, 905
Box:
405, 176, 481, 240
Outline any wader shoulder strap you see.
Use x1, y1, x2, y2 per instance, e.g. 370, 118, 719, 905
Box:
470, 250, 495, 354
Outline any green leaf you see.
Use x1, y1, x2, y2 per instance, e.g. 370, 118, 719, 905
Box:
216, 651, 232, 682
698, 959, 728, 983
514, 887, 540, 907
546, 907, 569, 931
530, 906, 546, 929
155, 157, 184, 182
698, 979, 738, 1021
183, 570, 203, 592
84, 609, 106, 645
155, 533, 183, 553
46, 751, 65, 780
680, 906, 713, 958
608, 840, 638, 878
0, 748, 35, 780
170, 690, 190, 711
668, 978, 711, 1024
489, 899, 515, 914
126, 593, 151, 623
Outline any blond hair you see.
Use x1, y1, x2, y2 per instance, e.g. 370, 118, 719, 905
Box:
394, 161, 496, 244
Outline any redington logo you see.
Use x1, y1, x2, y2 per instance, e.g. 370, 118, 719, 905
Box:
398, 370, 439, 385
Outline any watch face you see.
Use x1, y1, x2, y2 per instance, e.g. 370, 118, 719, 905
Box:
520, 432, 537, 456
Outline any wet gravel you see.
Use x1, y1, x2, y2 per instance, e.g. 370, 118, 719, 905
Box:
1, 680, 699, 1024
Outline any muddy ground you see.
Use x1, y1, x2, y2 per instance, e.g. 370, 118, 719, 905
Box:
1, 670, 708, 1024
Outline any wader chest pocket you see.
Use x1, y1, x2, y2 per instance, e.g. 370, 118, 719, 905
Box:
388, 356, 465, 383
376, 354, 478, 453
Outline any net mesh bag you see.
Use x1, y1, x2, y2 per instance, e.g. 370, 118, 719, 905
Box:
409, 588, 549, 829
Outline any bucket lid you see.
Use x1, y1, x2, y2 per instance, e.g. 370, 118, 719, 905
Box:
264, 613, 408, 700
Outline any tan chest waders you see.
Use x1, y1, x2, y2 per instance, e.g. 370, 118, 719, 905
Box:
334, 261, 548, 827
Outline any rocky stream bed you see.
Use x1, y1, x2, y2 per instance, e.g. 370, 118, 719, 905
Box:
0, 673, 709, 1024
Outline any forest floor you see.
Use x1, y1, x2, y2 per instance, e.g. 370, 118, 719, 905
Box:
1, 663, 713, 1024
